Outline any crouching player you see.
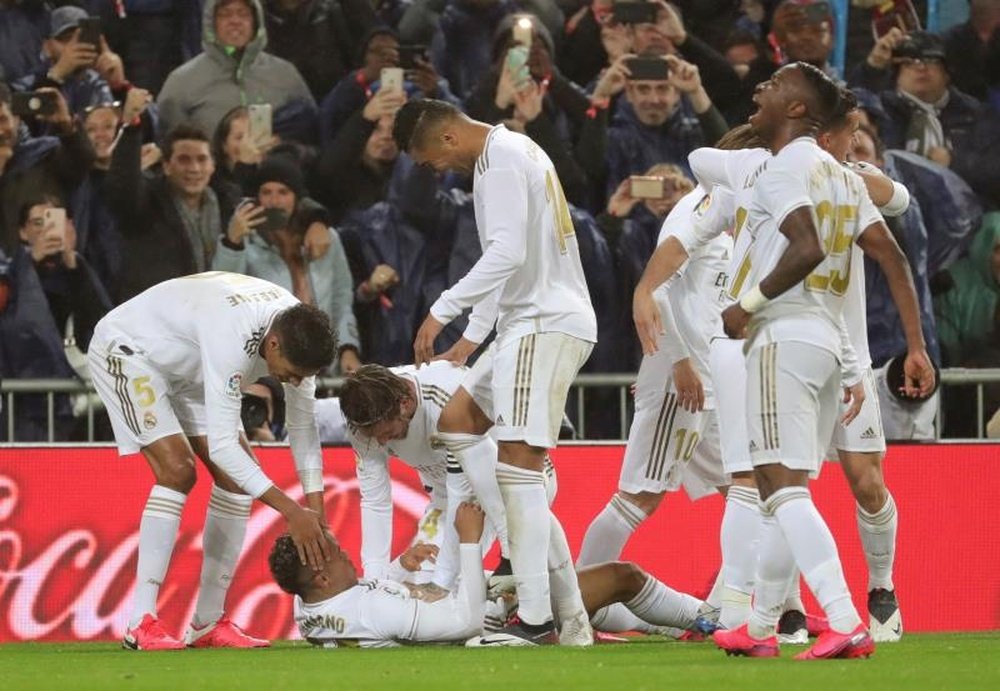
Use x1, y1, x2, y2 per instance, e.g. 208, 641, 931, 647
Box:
269, 504, 715, 648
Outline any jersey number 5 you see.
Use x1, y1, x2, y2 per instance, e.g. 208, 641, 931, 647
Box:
545, 171, 575, 254
805, 201, 857, 296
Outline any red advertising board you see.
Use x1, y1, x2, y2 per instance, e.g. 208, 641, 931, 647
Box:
0, 444, 998, 642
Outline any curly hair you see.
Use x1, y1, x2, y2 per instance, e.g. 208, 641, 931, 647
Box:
272, 303, 337, 371
338, 364, 411, 432
715, 123, 767, 151
268, 534, 309, 596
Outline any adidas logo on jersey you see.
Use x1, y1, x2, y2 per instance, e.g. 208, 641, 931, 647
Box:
748, 439, 759, 452
860, 427, 880, 440
496, 414, 506, 426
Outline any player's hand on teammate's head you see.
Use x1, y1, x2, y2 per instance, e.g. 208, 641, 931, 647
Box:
841, 380, 866, 426
454, 501, 485, 543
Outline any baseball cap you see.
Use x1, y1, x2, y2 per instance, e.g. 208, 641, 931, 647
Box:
49, 6, 89, 39
892, 31, 947, 63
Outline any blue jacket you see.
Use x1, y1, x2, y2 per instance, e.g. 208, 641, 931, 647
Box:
69, 168, 124, 303
570, 206, 620, 374
605, 98, 707, 198
14, 63, 114, 127
863, 156, 941, 368
0, 248, 76, 441
0, 1, 48, 83
615, 207, 663, 371
429, 0, 516, 101
884, 150, 983, 276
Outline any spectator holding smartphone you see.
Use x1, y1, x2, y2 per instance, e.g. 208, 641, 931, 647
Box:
0, 82, 96, 255
106, 89, 225, 301
13, 6, 117, 128
212, 155, 362, 373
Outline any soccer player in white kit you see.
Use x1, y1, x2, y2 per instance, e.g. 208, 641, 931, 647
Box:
392, 99, 598, 646
87, 272, 337, 650
711, 63, 934, 660
577, 186, 733, 570
336, 362, 511, 595
270, 503, 715, 647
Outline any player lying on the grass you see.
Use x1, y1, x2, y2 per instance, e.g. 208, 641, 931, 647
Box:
269, 503, 716, 648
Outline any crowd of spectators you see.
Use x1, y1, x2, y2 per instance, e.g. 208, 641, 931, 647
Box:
2, 0, 1000, 439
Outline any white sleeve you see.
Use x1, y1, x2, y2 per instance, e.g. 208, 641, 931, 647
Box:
430, 168, 528, 324
669, 187, 736, 253
354, 442, 394, 580
688, 148, 736, 190
431, 470, 476, 590
879, 180, 910, 218
201, 343, 273, 498
838, 316, 862, 387
462, 286, 500, 344
285, 376, 323, 495
407, 545, 486, 642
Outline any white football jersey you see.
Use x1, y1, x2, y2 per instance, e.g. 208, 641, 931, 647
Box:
430, 125, 597, 348
92, 272, 320, 498
688, 147, 772, 304
741, 138, 882, 356
348, 362, 467, 580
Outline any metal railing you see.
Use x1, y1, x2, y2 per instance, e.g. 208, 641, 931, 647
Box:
3, 368, 1000, 443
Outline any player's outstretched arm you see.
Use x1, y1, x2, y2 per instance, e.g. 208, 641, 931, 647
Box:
633, 236, 689, 353
856, 220, 935, 397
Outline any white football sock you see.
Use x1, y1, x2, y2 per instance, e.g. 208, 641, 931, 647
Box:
719, 485, 760, 629
706, 569, 725, 609
577, 493, 647, 567
625, 575, 702, 629
857, 493, 897, 591
497, 463, 552, 625
783, 568, 805, 613
193, 486, 251, 629
591, 603, 665, 634
547, 512, 587, 621
130, 485, 186, 629
747, 507, 795, 640
438, 431, 510, 556
771, 486, 862, 634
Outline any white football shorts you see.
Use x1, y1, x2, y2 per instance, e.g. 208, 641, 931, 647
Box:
709, 337, 753, 475
461, 332, 592, 449
828, 366, 887, 457
746, 341, 840, 473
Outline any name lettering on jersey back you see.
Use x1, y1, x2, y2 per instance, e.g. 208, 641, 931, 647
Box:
742, 160, 769, 189
225, 288, 283, 308
300, 613, 347, 634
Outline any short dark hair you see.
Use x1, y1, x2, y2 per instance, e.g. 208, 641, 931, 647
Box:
391, 99, 461, 154
268, 534, 310, 596
823, 85, 859, 133
794, 61, 842, 127
17, 194, 65, 227
0, 82, 11, 107
338, 364, 412, 432
271, 303, 337, 371
162, 124, 211, 161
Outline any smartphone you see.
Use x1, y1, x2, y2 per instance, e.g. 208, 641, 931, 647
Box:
43, 207, 67, 243
512, 16, 533, 48
11, 91, 59, 117
612, 1, 658, 25
256, 207, 289, 237
398, 44, 428, 69
380, 67, 405, 93
77, 17, 101, 48
629, 176, 666, 199
872, 0, 920, 40
247, 103, 272, 148
504, 45, 533, 91
625, 56, 670, 81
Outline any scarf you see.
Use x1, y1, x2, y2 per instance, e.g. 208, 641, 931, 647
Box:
898, 89, 950, 158
172, 187, 221, 272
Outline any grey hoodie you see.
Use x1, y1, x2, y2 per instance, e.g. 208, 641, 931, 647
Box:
156, 0, 314, 138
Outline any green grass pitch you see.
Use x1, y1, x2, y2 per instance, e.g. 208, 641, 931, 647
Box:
2, 633, 998, 691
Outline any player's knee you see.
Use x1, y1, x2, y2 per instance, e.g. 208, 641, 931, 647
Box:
849, 467, 887, 513
158, 455, 197, 493
617, 491, 663, 516
612, 561, 648, 597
